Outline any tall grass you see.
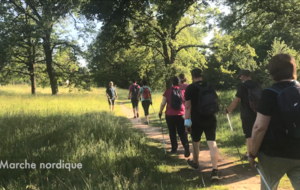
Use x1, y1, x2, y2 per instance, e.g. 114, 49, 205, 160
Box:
0, 85, 227, 190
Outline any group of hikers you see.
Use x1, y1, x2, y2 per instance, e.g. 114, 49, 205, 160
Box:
107, 53, 300, 190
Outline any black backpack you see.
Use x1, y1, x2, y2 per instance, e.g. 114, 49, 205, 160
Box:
193, 82, 219, 115
266, 81, 300, 138
131, 85, 139, 100
243, 83, 262, 112
171, 87, 183, 109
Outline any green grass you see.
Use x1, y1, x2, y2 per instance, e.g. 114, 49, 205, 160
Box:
0, 85, 292, 189
0, 85, 230, 190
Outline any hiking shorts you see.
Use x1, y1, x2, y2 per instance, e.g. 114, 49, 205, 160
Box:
241, 116, 256, 138
131, 98, 139, 108
257, 152, 300, 190
191, 117, 217, 142
108, 99, 115, 105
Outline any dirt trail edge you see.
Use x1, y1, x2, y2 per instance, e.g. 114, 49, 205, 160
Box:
120, 103, 264, 190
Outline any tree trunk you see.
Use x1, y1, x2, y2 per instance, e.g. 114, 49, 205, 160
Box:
43, 34, 58, 95
29, 64, 36, 95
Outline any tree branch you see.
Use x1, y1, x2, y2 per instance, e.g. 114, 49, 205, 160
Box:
177, 45, 210, 53
174, 21, 202, 38
9, 0, 40, 23
25, 0, 42, 20
132, 42, 166, 58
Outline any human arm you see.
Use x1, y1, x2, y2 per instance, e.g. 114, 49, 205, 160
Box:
115, 88, 118, 99
159, 96, 167, 118
106, 88, 110, 99
225, 97, 241, 114
184, 100, 192, 132
249, 113, 271, 167
128, 87, 131, 99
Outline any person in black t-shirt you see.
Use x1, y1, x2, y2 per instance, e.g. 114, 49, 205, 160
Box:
184, 69, 220, 180
225, 69, 258, 159
249, 54, 300, 190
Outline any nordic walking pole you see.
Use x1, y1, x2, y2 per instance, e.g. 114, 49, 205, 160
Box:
156, 105, 167, 157
225, 109, 244, 167
190, 134, 205, 187
159, 115, 167, 157
255, 164, 272, 190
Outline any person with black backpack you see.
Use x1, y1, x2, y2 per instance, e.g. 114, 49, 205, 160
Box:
158, 76, 190, 157
128, 79, 140, 118
225, 69, 262, 160
139, 80, 152, 125
249, 54, 300, 190
184, 69, 220, 180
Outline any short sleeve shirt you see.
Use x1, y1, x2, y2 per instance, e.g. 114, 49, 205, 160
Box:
140, 86, 152, 101
106, 86, 116, 99
185, 81, 216, 122
258, 81, 300, 159
129, 84, 140, 98
235, 80, 258, 118
163, 86, 185, 116
179, 83, 189, 91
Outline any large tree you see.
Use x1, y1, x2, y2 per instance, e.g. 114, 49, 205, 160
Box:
1, 0, 81, 94
82, 0, 216, 88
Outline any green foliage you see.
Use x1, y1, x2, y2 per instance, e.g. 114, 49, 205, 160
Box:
204, 32, 258, 89
256, 38, 300, 88
82, 0, 215, 88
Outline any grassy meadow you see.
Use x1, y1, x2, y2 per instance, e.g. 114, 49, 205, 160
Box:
0, 85, 292, 189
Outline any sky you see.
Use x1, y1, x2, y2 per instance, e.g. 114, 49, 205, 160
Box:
68, 4, 230, 67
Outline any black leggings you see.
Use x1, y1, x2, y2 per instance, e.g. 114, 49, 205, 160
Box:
165, 115, 189, 151
142, 100, 150, 116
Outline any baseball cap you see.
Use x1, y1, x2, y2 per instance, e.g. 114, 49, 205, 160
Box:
237, 69, 251, 78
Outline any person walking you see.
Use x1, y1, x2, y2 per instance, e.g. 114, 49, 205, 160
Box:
158, 76, 190, 157
179, 74, 189, 90
249, 54, 300, 190
184, 68, 220, 180
139, 80, 152, 125
128, 79, 140, 118
225, 69, 261, 160
106, 81, 118, 112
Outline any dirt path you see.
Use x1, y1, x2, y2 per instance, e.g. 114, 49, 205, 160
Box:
119, 103, 273, 190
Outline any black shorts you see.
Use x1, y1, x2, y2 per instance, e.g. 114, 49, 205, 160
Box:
241, 116, 256, 138
108, 99, 115, 105
131, 98, 139, 108
191, 116, 217, 142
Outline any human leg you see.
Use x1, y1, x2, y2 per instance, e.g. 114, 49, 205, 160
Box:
187, 118, 203, 169
111, 100, 115, 112
166, 115, 178, 152
131, 98, 137, 117
257, 152, 289, 190
242, 117, 255, 155
287, 165, 300, 189
203, 122, 219, 170
108, 99, 112, 112
142, 100, 150, 123
136, 101, 139, 117
175, 115, 190, 157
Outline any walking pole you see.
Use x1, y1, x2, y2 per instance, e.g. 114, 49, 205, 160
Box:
159, 116, 167, 157
225, 109, 244, 167
255, 164, 272, 190
190, 134, 205, 187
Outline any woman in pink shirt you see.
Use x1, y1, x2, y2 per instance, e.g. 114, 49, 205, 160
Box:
158, 77, 190, 157
179, 74, 189, 90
